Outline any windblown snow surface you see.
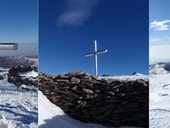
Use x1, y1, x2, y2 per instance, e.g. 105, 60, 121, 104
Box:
0, 69, 38, 128
149, 63, 170, 128
39, 74, 147, 128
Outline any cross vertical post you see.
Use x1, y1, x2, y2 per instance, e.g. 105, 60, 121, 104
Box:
94, 40, 98, 76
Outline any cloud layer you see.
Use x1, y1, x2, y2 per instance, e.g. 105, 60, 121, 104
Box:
57, 0, 98, 26
150, 20, 170, 31
150, 44, 170, 64
150, 37, 170, 45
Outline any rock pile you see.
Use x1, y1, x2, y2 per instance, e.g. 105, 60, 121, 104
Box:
39, 72, 149, 127
8, 66, 38, 87
0, 75, 4, 80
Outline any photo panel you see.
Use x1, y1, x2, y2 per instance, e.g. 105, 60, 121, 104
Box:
0, 0, 38, 127
149, 0, 170, 127
39, 0, 149, 128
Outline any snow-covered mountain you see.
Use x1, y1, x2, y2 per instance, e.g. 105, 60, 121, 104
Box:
0, 56, 37, 68
150, 62, 170, 74
100, 73, 148, 81
149, 62, 170, 128
0, 67, 38, 128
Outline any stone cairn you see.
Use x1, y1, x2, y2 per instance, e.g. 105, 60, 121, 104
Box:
8, 66, 38, 87
39, 72, 149, 127
0, 75, 4, 80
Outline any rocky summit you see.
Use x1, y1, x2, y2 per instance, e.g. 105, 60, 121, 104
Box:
8, 66, 38, 87
0, 75, 4, 80
38, 72, 149, 127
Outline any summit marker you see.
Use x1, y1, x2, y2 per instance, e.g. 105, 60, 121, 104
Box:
85, 40, 107, 76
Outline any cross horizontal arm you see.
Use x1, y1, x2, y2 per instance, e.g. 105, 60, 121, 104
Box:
85, 52, 94, 57
96, 49, 108, 55
0, 43, 18, 50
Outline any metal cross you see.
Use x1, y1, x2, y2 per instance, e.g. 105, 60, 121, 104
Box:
0, 43, 18, 50
85, 40, 107, 76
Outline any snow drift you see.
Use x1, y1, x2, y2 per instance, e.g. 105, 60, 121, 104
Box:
149, 62, 170, 128
0, 66, 38, 128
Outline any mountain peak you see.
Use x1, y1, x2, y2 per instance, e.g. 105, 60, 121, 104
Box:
150, 62, 170, 74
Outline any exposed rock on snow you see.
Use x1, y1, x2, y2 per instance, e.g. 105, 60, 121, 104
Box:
39, 72, 149, 127
0, 67, 38, 128
0, 75, 4, 80
8, 66, 38, 87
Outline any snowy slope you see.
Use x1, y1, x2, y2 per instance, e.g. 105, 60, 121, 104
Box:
100, 73, 148, 81
149, 63, 170, 128
0, 69, 38, 128
38, 75, 147, 128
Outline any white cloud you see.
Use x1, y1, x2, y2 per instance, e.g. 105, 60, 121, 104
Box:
149, 36, 170, 45
150, 20, 170, 31
150, 44, 170, 64
149, 37, 160, 44
57, 0, 98, 26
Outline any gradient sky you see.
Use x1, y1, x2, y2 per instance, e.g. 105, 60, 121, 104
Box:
0, 0, 38, 56
0, 0, 38, 43
150, 0, 170, 64
40, 0, 149, 75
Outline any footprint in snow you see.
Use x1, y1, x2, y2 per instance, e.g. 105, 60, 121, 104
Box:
158, 93, 169, 96
162, 84, 170, 90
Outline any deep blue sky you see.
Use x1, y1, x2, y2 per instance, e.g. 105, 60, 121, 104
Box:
40, 0, 149, 75
0, 0, 37, 56
0, 0, 38, 43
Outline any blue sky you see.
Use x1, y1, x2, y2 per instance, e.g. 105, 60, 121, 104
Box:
150, 0, 170, 63
0, 0, 38, 43
39, 0, 149, 75
0, 0, 38, 56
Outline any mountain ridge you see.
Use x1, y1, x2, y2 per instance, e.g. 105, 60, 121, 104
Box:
0, 56, 37, 68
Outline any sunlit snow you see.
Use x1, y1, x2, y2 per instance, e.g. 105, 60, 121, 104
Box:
0, 69, 38, 128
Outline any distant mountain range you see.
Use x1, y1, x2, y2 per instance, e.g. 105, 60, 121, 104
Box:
150, 62, 170, 74
0, 56, 37, 68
